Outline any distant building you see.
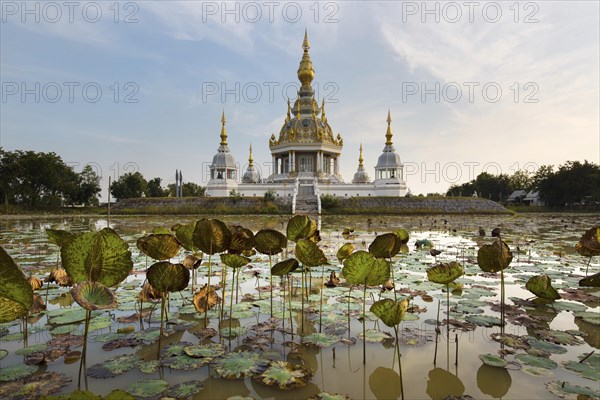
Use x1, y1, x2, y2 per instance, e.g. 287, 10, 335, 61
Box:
205, 31, 408, 212
523, 191, 544, 206
507, 190, 528, 204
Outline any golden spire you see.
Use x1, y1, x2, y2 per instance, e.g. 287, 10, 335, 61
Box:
248, 144, 254, 166
297, 29, 315, 85
220, 110, 228, 146
312, 100, 317, 119
358, 144, 364, 167
385, 109, 393, 146
321, 98, 326, 121
286, 98, 291, 122
296, 97, 301, 120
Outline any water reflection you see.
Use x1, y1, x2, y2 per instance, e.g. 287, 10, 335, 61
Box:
477, 364, 512, 398
369, 367, 401, 400
426, 367, 465, 400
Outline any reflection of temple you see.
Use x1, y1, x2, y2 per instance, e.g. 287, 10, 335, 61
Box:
206, 31, 408, 213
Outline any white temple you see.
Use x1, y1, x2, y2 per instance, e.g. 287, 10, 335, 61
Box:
206, 32, 407, 213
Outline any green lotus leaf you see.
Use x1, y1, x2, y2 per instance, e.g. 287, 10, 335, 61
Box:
147, 262, 189, 293
166, 380, 204, 398
136, 234, 181, 260
0, 349, 7, 360
0, 364, 38, 382
394, 229, 410, 244
358, 329, 393, 343
253, 361, 313, 390
0, 246, 33, 323
193, 218, 232, 255
60, 228, 133, 287
526, 337, 568, 354
415, 239, 433, 249
562, 357, 600, 380
574, 311, 600, 325
490, 333, 530, 350
253, 229, 287, 255
546, 380, 600, 400
342, 251, 390, 286
46, 229, 74, 247
538, 330, 584, 346
286, 215, 317, 243
271, 258, 299, 276
162, 353, 211, 370
296, 239, 328, 267
576, 226, 600, 257
127, 379, 168, 398
70, 281, 117, 311
336, 243, 354, 262
515, 354, 557, 369
369, 233, 402, 259
220, 254, 251, 269
228, 225, 254, 254
184, 343, 226, 359
370, 298, 409, 327
213, 351, 269, 380
86, 354, 143, 378
465, 315, 503, 327
526, 274, 561, 300
579, 272, 600, 287
478, 354, 507, 368
477, 240, 513, 272
302, 332, 339, 348
172, 221, 197, 252
426, 262, 464, 285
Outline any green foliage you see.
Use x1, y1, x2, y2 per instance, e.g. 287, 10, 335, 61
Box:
477, 240, 513, 272
110, 172, 147, 201
146, 177, 168, 197
370, 298, 409, 327
426, 262, 464, 284
193, 218, 232, 255
320, 194, 339, 210
167, 182, 206, 197
147, 262, 190, 293
342, 251, 390, 286
538, 161, 600, 208
70, 281, 118, 310
0, 246, 33, 323
136, 234, 182, 260
263, 189, 276, 202
295, 239, 328, 267
525, 274, 561, 300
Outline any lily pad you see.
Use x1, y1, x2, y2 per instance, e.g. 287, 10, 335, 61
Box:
515, 353, 557, 369
478, 354, 507, 368
426, 262, 464, 285
0, 371, 71, 399
213, 351, 269, 380
184, 343, 227, 359
538, 330, 584, 346
465, 315, 503, 327
309, 393, 351, 400
127, 379, 168, 398
359, 329, 393, 343
546, 380, 600, 399
0, 349, 7, 360
86, 353, 142, 378
562, 353, 600, 380
490, 333, 530, 350
370, 298, 409, 327
342, 251, 390, 286
574, 311, 600, 325
166, 380, 204, 398
0, 364, 38, 382
136, 234, 181, 260
526, 274, 561, 300
253, 361, 313, 390
302, 332, 339, 348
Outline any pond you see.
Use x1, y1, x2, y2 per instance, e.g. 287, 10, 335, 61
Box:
0, 213, 598, 400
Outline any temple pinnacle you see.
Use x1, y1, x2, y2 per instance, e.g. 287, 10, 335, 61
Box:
220, 110, 228, 146
385, 110, 393, 146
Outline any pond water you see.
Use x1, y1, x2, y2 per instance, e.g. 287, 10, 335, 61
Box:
0, 213, 598, 400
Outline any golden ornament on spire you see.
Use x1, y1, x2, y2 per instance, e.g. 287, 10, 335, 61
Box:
248, 144, 254, 165
297, 29, 315, 85
286, 98, 291, 121
358, 144, 364, 167
385, 110, 393, 146
220, 110, 228, 146
321, 98, 326, 120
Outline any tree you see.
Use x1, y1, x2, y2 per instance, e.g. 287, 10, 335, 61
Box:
110, 172, 147, 201
76, 165, 101, 206
167, 182, 206, 197
147, 177, 167, 197
538, 161, 600, 207
509, 170, 533, 192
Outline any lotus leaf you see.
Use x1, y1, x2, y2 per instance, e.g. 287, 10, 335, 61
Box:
477, 364, 511, 398
526, 337, 567, 354
302, 332, 339, 348
579, 272, 600, 287
147, 261, 189, 292
478, 353, 507, 368
477, 240, 513, 272
171, 221, 197, 251
253, 229, 287, 255
138, 360, 160, 374
515, 353, 557, 369
162, 353, 211, 370
342, 251, 390, 286
136, 233, 181, 260
193, 218, 232, 254
359, 328, 393, 343
336, 243, 354, 262
426, 262, 464, 284
0, 371, 71, 400
546, 380, 600, 399
0, 246, 33, 323
15, 343, 47, 355
526, 274, 561, 300
415, 239, 433, 249
490, 333, 530, 350
253, 361, 313, 390
0, 349, 7, 360
271, 258, 299, 276
166, 380, 204, 398
370, 298, 409, 327
70, 281, 117, 310
287, 215, 318, 243
126, 379, 168, 398
193, 284, 221, 314
369, 233, 402, 258
562, 356, 600, 380
46, 268, 73, 286
184, 343, 226, 359
538, 329, 584, 346
465, 315, 503, 327
28, 275, 43, 290
296, 239, 328, 267
220, 254, 251, 269
60, 228, 133, 287
228, 225, 255, 254
575, 226, 600, 257
213, 351, 269, 379
574, 311, 600, 325
86, 353, 142, 378
0, 364, 38, 382
46, 229, 74, 247
394, 229, 410, 244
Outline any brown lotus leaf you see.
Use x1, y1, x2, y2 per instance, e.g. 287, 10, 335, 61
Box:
193, 285, 221, 315
30, 294, 46, 314
325, 271, 340, 288
182, 254, 202, 270
0, 371, 71, 399
191, 327, 218, 341
47, 334, 85, 349
102, 338, 141, 351
46, 268, 73, 286
64, 351, 81, 364
28, 275, 43, 290
117, 310, 151, 324
139, 281, 162, 302
24, 352, 46, 365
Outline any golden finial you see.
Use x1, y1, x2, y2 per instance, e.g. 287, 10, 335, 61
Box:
248, 144, 254, 165
296, 97, 301, 120
312, 100, 317, 119
297, 30, 315, 85
321, 98, 326, 121
358, 144, 364, 167
220, 110, 228, 146
286, 98, 291, 121
385, 109, 393, 146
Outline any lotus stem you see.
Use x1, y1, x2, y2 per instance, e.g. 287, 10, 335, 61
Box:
446, 283, 450, 341
229, 268, 235, 349
500, 267, 505, 334
78, 309, 91, 389
288, 274, 294, 340
158, 293, 166, 360
269, 254, 273, 319
204, 251, 212, 327
393, 325, 405, 400
221, 265, 227, 324
301, 267, 305, 333
434, 299, 440, 365
348, 286, 352, 339
319, 264, 324, 333
455, 333, 459, 366
363, 280, 367, 365
390, 257, 398, 302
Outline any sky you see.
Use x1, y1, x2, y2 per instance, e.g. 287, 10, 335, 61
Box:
1, 0, 599, 197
